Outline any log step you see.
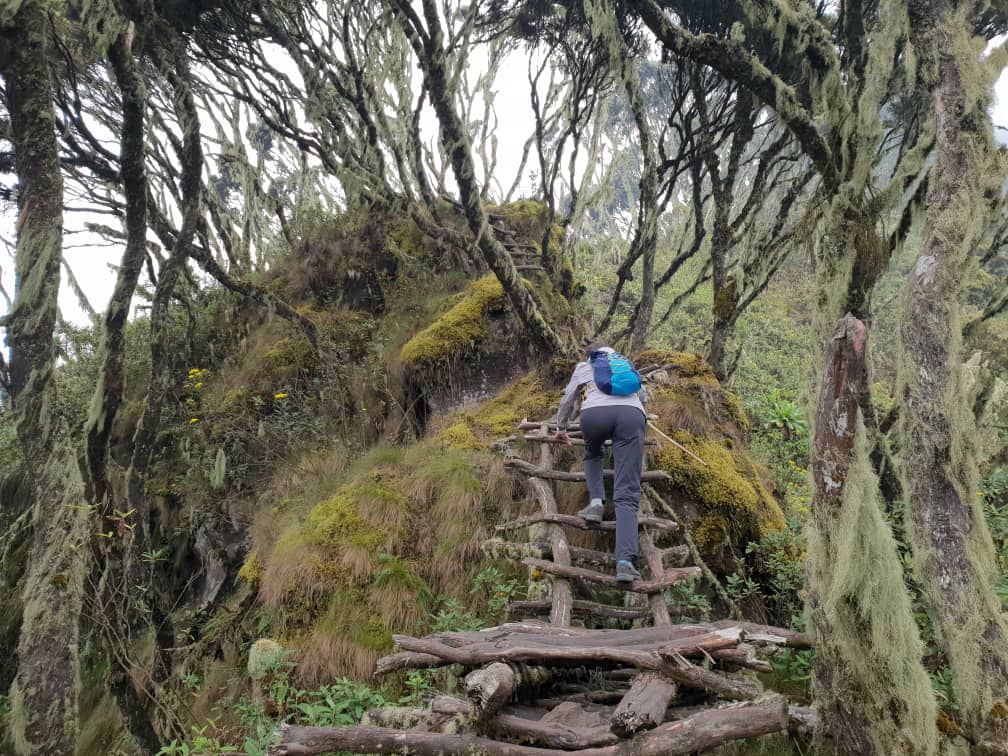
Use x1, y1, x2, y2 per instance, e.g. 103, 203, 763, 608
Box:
505, 458, 671, 483
483, 539, 690, 570
508, 599, 652, 621
496, 512, 677, 534
523, 558, 700, 594
523, 434, 657, 447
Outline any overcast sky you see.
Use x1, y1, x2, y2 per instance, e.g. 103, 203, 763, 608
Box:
2, 54, 1008, 333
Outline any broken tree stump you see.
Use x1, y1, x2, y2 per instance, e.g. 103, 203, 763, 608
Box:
465, 663, 516, 717
610, 672, 678, 737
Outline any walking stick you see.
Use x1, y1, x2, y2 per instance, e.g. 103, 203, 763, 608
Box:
647, 419, 709, 468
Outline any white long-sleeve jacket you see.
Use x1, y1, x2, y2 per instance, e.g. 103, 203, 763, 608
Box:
556, 347, 647, 431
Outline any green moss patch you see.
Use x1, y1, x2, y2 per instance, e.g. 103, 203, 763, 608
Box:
400, 274, 505, 366
655, 430, 785, 541
432, 373, 555, 449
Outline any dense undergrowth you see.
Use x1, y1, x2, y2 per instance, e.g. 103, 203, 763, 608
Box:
0, 204, 1005, 755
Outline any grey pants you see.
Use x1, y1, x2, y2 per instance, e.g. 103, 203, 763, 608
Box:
581, 405, 646, 565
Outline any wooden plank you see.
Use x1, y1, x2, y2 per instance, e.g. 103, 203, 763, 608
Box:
508, 599, 651, 621
522, 558, 699, 594
505, 458, 671, 482
496, 512, 677, 533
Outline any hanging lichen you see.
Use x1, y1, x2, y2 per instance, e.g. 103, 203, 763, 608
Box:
807, 417, 938, 754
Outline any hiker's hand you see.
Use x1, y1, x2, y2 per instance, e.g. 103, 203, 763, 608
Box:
555, 431, 572, 446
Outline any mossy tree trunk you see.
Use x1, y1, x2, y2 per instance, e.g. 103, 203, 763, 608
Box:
127, 45, 203, 512
84, 27, 148, 505
900, 4, 1008, 749
388, 0, 569, 357
808, 315, 938, 754
1, 3, 89, 752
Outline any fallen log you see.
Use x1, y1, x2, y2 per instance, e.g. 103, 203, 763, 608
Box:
268, 696, 789, 755
505, 458, 671, 483
466, 663, 516, 716
388, 637, 760, 701
661, 660, 762, 701
429, 697, 620, 749
610, 673, 678, 737
708, 645, 773, 673
497, 512, 677, 533
710, 620, 813, 649
426, 622, 719, 650
522, 558, 700, 593
658, 628, 744, 657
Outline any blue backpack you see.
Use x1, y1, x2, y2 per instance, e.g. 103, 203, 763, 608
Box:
589, 350, 642, 396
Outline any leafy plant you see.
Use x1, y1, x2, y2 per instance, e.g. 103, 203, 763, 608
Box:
666, 582, 711, 620
725, 572, 762, 604
766, 396, 808, 440
471, 566, 521, 621
429, 598, 483, 632
156, 722, 237, 756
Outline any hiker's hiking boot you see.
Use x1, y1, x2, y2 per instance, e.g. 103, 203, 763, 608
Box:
616, 560, 641, 584
577, 499, 604, 523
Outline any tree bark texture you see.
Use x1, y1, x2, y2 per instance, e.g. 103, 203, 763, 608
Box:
270, 696, 788, 756
902, 6, 1008, 750
2, 4, 89, 753
84, 28, 148, 505
126, 47, 203, 512
808, 315, 937, 754
610, 673, 677, 737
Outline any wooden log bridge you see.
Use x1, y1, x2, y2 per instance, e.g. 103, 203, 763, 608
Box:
271, 417, 811, 755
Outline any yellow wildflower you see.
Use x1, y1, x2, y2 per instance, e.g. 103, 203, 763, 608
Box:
189, 417, 200, 424
274, 392, 288, 400
194, 382, 203, 389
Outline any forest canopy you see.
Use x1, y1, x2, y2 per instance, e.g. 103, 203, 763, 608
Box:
1, 1, 1008, 754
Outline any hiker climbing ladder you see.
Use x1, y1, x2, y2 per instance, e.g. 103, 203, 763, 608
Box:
269, 416, 815, 755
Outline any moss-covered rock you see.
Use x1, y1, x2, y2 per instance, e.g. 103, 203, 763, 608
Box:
640, 351, 783, 571
400, 274, 505, 366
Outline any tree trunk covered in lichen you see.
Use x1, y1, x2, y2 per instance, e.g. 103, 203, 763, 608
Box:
389, 0, 569, 356
2, 3, 88, 752
808, 315, 938, 754
900, 4, 1008, 750
84, 28, 148, 505
127, 47, 203, 513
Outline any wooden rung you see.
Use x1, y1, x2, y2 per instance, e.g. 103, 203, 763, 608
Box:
518, 420, 578, 432
505, 459, 670, 483
483, 539, 618, 567
523, 558, 700, 594
496, 512, 677, 534
523, 434, 657, 447
508, 599, 651, 621
515, 265, 544, 272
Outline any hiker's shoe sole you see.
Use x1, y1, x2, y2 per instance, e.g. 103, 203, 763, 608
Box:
615, 561, 641, 583
577, 505, 604, 522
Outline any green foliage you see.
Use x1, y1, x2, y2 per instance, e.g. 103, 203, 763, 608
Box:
745, 526, 805, 625
666, 582, 711, 620
764, 394, 808, 439
157, 722, 238, 756
470, 565, 521, 623
429, 598, 484, 633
